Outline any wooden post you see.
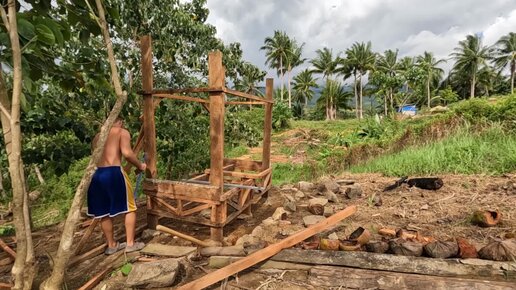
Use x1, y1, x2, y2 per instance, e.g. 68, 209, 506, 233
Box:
262, 78, 273, 179
141, 35, 159, 229
208, 51, 226, 241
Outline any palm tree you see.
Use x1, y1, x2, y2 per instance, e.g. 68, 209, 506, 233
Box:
261, 31, 291, 100
346, 41, 376, 119
234, 62, 266, 96
493, 32, 516, 94
285, 40, 306, 108
417, 51, 445, 108
292, 69, 318, 108
451, 34, 491, 98
376, 49, 401, 112
317, 79, 349, 120
310, 47, 339, 120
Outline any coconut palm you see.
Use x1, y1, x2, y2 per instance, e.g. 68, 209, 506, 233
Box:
493, 32, 516, 94
345, 41, 376, 119
310, 47, 339, 120
285, 40, 306, 108
416, 51, 445, 108
292, 69, 318, 108
376, 49, 401, 112
451, 34, 491, 98
234, 62, 266, 96
261, 31, 291, 100
317, 79, 350, 120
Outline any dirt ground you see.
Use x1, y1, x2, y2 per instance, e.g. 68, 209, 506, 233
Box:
1, 171, 513, 289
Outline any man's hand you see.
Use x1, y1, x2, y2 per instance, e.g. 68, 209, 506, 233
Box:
136, 162, 147, 174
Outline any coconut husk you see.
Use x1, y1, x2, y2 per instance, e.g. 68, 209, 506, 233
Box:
378, 228, 396, 237
424, 240, 459, 258
478, 239, 516, 261
320, 238, 340, 251
457, 238, 478, 259
308, 204, 324, 215
415, 232, 437, 245
339, 240, 361, 251
396, 229, 418, 240
389, 238, 423, 256
365, 240, 389, 253
299, 236, 320, 250
349, 227, 371, 245
471, 210, 502, 227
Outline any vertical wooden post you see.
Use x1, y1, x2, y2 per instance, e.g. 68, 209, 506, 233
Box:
141, 35, 159, 229
208, 51, 226, 241
262, 78, 273, 173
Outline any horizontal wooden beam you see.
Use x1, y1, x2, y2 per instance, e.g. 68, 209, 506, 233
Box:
144, 179, 221, 201
273, 249, 516, 282
153, 93, 209, 104
146, 191, 220, 205
223, 159, 262, 171
223, 88, 274, 104
148, 208, 224, 227
141, 87, 225, 94
225, 101, 264, 106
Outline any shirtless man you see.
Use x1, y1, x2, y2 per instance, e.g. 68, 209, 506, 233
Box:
88, 117, 147, 254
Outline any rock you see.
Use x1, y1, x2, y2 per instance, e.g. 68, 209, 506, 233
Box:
126, 258, 180, 288
282, 193, 296, 202
345, 186, 363, 199
297, 181, 315, 192
323, 206, 334, 217
336, 179, 355, 185
294, 191, 305, 200
251, 226, 264, 238
261, 217, 277, 226
141, 244, 196, 257
323, 190, 339, 203
372, 195, 382, 206
318, 177, 340, 193
308, 203, 324, 215
327, 233, 339, 240
308, 198, 329, 207
141, 229, 161, 241
303, 215, 326, 227
235, 234, 259, 246
283, 200, 297, 212
272, 207, 288, 221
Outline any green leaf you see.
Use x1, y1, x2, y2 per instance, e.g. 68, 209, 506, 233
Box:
35, 24, 56, 45
0, 32, 10, 47
37, 18, 65, 46
120, 263, 132, 276
17, 18, 36, 41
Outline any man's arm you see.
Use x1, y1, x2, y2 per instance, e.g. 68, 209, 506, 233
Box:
120, 129, 146, 171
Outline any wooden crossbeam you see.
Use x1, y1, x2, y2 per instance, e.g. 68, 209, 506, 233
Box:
145, 87, 224, 94
153, 93, 209, 104
223, 88, 273, 104
144, 179, 220, 201
223, 159, 262, 171
225, 101, 264, 105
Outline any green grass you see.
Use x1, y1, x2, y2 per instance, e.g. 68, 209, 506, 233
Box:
272, 162, 322, 186
351, 125, 516, 176
225, 145, 250, 158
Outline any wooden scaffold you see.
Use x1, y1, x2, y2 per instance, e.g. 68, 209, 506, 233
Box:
138, 35, 274, 241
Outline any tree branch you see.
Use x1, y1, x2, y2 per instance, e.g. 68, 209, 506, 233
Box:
0, 4, 9, 33
0, 102, 11, 122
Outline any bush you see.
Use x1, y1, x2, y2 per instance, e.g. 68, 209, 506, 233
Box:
272, 101, 292, 130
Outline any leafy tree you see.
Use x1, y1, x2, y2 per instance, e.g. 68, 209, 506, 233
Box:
493, 32, 516, 94
451, 34, 491, 98
292, 69, 318, 109
416, 51, 445, 108
438, 86, 459, 105
316, 79, 351, 119
375, 49, 402, 113
345, 41, 376, 119
310, 47, 339, 120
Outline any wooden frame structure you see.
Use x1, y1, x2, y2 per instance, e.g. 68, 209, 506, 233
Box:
139, 35, 274, 241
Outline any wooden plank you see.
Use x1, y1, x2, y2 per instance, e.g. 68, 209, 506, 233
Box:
273, 249, 516, 281
148, 208, 219, 227
153, 93, 209, 104
141, 34, 159, 229
147, 87, 224, 94
208, 50, 226, 242
0, 282, 11, 289
152, 197, 179, 215
0, 238, 16, 259
181, 203, 212, 216
225, 101, 264, 105
223, 88, 274, 104
309, 266, 515, 290
146, 192, 219, 205
204, 169, 264, 179
223, 159, 262, 171
262, 78, 273, 171
176, 205, 357, 290
144, 179, 220, 201
73, 218, 100, 256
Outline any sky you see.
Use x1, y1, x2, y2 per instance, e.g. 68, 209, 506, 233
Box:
205, 0, 516, 79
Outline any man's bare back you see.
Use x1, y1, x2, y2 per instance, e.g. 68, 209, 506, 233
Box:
92, 119, 145, 170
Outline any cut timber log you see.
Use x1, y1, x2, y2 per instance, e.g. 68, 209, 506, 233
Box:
156, 225, 221, 247
273, 249, 516, 281
208, 256, 311, 270
200, 246, 245, 257
177, 205, 357, 290
0, 238, 16, 259
309, 265, 515, 290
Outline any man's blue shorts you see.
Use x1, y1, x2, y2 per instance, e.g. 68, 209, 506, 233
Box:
87, 166, 136, 218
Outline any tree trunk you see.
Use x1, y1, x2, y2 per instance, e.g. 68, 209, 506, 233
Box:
279, 57, 284, 101
287, 66, 292, 108
40, 1, 128, 289
384, 94, 388, 116
427, 78, 431, 108
34, 165, 44, 185
354, 74, 358, 119
359, 73, 364, 119
510, 62, 514, 95
470, 73, 476, 99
